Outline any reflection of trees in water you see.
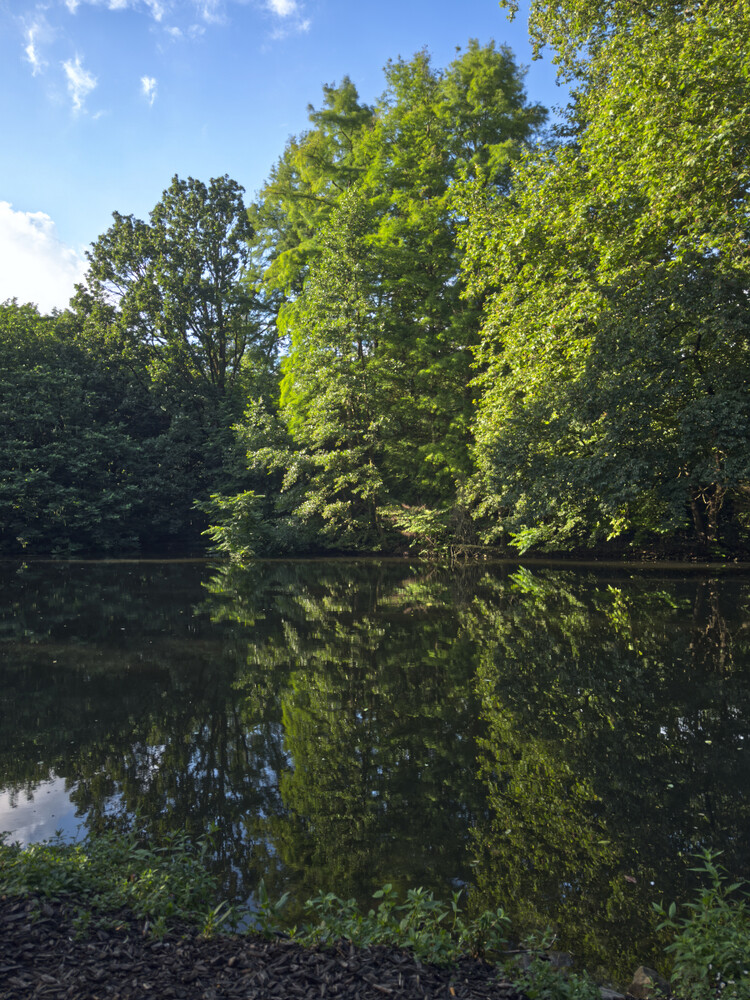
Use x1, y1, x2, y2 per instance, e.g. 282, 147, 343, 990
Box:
203, 560, 486, 914
3, 559, 750, 984
0, 561, 285, 894
1, 559, 487, 906
465, 567, 750, 984
689, 578, 745, 675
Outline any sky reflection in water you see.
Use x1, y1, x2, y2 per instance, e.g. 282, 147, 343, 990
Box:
2, 557, 750, 984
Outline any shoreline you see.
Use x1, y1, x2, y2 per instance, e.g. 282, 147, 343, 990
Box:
0, 893, 524, 1000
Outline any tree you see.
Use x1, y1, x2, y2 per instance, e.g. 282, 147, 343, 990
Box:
76, 174, 268, 400
0, 300, 172, 553
73, 175, 280, 549
497, 0, 716, 74
250, 79, 374, 296
275, 192, 394, 550
460, 1, 750, 552
225, 43, 546, 554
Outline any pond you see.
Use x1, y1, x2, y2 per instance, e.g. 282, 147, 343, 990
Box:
2, 557, 750, 986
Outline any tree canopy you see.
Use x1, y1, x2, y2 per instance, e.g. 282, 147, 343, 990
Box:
220, 41, 546, 555
459, 0, 750, 552
5, 15, 750, 558
77, 174, 267, 400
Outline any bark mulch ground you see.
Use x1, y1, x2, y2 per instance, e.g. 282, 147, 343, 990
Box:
0, 895, 523, 1000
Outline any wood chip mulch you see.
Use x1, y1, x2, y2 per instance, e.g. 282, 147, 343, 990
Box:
0, 895, 523, 1000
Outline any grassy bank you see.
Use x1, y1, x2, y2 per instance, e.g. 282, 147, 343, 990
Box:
1, 832, 749, 998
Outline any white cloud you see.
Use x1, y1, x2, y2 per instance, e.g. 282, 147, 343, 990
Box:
24, 28, 45, 75
22, 14, 54, 76
198, 0, 225, 23
267, 0, 298, 15
145, 0, 166, 19
141, 74, 157, 105
62, 54, 97, 113
0, 202, 88, 313
63, 0, 169, 20
264, 0, 310, 38
59, 0, 310, 40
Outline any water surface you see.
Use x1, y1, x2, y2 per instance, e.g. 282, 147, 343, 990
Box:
2, 557, 749, 985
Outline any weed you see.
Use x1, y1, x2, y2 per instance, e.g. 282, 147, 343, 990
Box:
263, 883, 511, 966
654, 849, 750, 1000
150, 913, 169, 939
0, 829, 223, 937
72, 907, 92, 941
506, 930, 599, 1000
253, 878, 291, 937
201, 899, 238, 938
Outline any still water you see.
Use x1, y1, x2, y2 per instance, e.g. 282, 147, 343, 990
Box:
2, 557, 750, 983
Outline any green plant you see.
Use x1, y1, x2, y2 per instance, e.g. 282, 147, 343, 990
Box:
506, 930, 600, 1000
252, 878, 292, 937
72, 907, 92, 941
279, 883, 510, 965
150, 914, 169, 940
512, 957, 600, 1000
201, 900, 238, 938
0, 829, 225, 937
654, 849, 750, 1000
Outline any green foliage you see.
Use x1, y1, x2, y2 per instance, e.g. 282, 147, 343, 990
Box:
508, 931, 600, 1000
461, 1, 750, 553
200, 899, 239, 938
74, 172, 280, 538
227, 42, 545, 555
261, 882, 510, 966
655, 850, 750, 999
251, 76, 374, 295
0, 301, 165, 553
77, 174, 266, 399
0, 174, 278, 555
513, 958, 600, 1000
5, 13, 748, 560
200, 490, 267, 559
0, 829, 223, 934
253, 878, 292, 937
498, 0, 715, 73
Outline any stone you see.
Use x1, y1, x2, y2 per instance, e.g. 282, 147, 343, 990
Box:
628, 965, 669, 999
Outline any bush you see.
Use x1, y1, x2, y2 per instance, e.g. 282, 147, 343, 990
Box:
0, 829, 229, 936
654, 849, 750, 999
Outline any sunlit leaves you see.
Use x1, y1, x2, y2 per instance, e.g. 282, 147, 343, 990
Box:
248, 43, 545, 553
78, 175, 263, 399
461, 2, 750, 551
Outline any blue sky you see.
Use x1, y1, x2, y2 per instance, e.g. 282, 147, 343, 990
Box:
0, 0, 566, 312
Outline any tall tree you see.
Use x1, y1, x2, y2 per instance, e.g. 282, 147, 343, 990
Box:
460, 0, 750, 552
76, 174, 268, 400
497, 0, 713, 73
230, 43, 546, 553
250, 79, 374, 296
74, 175, 280, 548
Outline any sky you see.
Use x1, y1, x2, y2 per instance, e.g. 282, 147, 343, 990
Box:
0, 0, 567, 313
